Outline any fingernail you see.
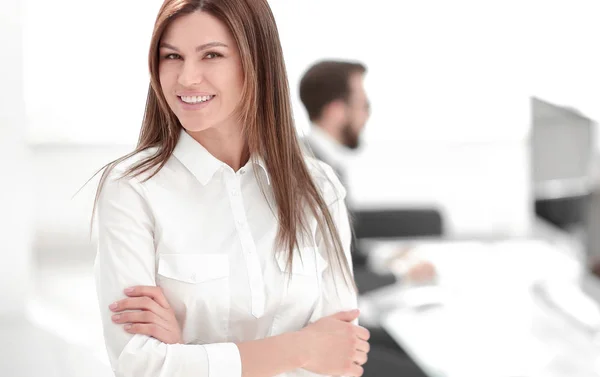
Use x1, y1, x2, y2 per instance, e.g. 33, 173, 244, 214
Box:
124, 324, 131, 330
109, 302, 118, 310
124, 288, 134, 293
112, 314, 120, 321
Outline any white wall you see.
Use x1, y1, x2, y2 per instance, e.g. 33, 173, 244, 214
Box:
271, 0, 533, 143
0, 0, 33, 317
32, 145, 133, 264
22, 0, 163, 145
347, 141, 532, 237
527, 1, 600, 123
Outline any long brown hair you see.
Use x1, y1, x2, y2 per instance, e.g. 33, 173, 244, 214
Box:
92, 0, 355, 291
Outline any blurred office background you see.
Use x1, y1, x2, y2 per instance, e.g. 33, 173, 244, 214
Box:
2, 0, 600, 376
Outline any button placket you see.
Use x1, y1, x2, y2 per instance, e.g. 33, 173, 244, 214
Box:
224, 172, 265, 317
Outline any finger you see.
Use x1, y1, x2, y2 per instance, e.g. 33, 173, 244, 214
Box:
354, 351, 368, 366
124, 323, 170, 340
110, 297, 170, 321
124, 286, 171, 309
346, 364, 364, 377
111, 296, 162, 312
355, 339, 370, 353
355, 326, 370, 341
330, 309, 360, 322
112, 310, 169, 328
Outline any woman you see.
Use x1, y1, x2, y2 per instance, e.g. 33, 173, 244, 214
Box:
93, 1, 369, 376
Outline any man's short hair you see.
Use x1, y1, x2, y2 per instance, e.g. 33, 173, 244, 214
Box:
299, 60, 367, 122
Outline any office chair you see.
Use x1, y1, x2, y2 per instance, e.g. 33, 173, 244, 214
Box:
352, 208, 444, 239
363, 345, 429, 377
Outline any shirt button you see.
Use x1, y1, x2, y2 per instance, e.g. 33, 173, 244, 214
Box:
190, 273, 197, 282
239, 169, 246, 175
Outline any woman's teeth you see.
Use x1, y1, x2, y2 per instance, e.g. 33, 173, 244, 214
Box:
180, 95, 214, 104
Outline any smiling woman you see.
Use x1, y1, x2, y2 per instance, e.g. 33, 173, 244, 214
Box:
92, 1, 368, 377
157, 13, 243, 140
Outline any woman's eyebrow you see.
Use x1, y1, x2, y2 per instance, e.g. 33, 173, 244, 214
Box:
159, 41, 229, 52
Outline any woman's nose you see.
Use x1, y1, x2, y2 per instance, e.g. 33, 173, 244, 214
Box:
178, 61, 204, 87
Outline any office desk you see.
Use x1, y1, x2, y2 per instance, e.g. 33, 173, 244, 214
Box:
362, 239, 600, 377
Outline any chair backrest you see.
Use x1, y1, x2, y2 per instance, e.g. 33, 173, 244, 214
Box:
352, 208, 443, 239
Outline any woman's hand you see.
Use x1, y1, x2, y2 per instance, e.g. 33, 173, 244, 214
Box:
299, 310, 370, 377
109, 286, 183, 344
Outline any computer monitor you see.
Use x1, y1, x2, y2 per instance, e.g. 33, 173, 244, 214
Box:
583, 182, 600, 301
531, 97, 595, 230
531, 97, 594, 199
529, 99, 600, 332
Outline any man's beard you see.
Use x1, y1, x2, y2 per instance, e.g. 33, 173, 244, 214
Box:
341, 122, 361, 150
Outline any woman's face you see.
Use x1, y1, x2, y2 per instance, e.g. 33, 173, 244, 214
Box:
158, 11, 244, 134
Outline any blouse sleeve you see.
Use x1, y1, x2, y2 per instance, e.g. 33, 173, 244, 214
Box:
310, 162, 358, 323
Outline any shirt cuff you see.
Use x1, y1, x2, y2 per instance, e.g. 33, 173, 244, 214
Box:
204, 343, 242, 377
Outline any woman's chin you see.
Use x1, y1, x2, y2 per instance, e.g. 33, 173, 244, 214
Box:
179, 122, 214, 134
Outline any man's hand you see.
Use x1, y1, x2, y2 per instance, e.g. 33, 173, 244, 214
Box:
385, 248, 437, 284
109, 286, 183, 344
405, 260, 437, 283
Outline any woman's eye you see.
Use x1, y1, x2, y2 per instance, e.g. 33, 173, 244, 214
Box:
164, 53, 181, 60
205, 52, 223, 59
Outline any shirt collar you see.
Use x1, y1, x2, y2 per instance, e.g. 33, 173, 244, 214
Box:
308, 125, 350, 168
252, 155, 271, 185
172, 129, 270, 186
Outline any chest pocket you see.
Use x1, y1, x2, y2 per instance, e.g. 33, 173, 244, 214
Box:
156, 253, 230, 344
273, 247, 328, 332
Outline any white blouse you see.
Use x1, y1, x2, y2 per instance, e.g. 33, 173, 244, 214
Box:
94, 129, 357, 377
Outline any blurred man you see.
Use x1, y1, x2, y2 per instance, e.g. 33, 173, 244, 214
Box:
300, 60, 435, 284
300, 60, 433, 377
300, 61, 368, 180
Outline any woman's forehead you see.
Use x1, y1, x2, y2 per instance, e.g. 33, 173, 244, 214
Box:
161, 11, 235, 47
